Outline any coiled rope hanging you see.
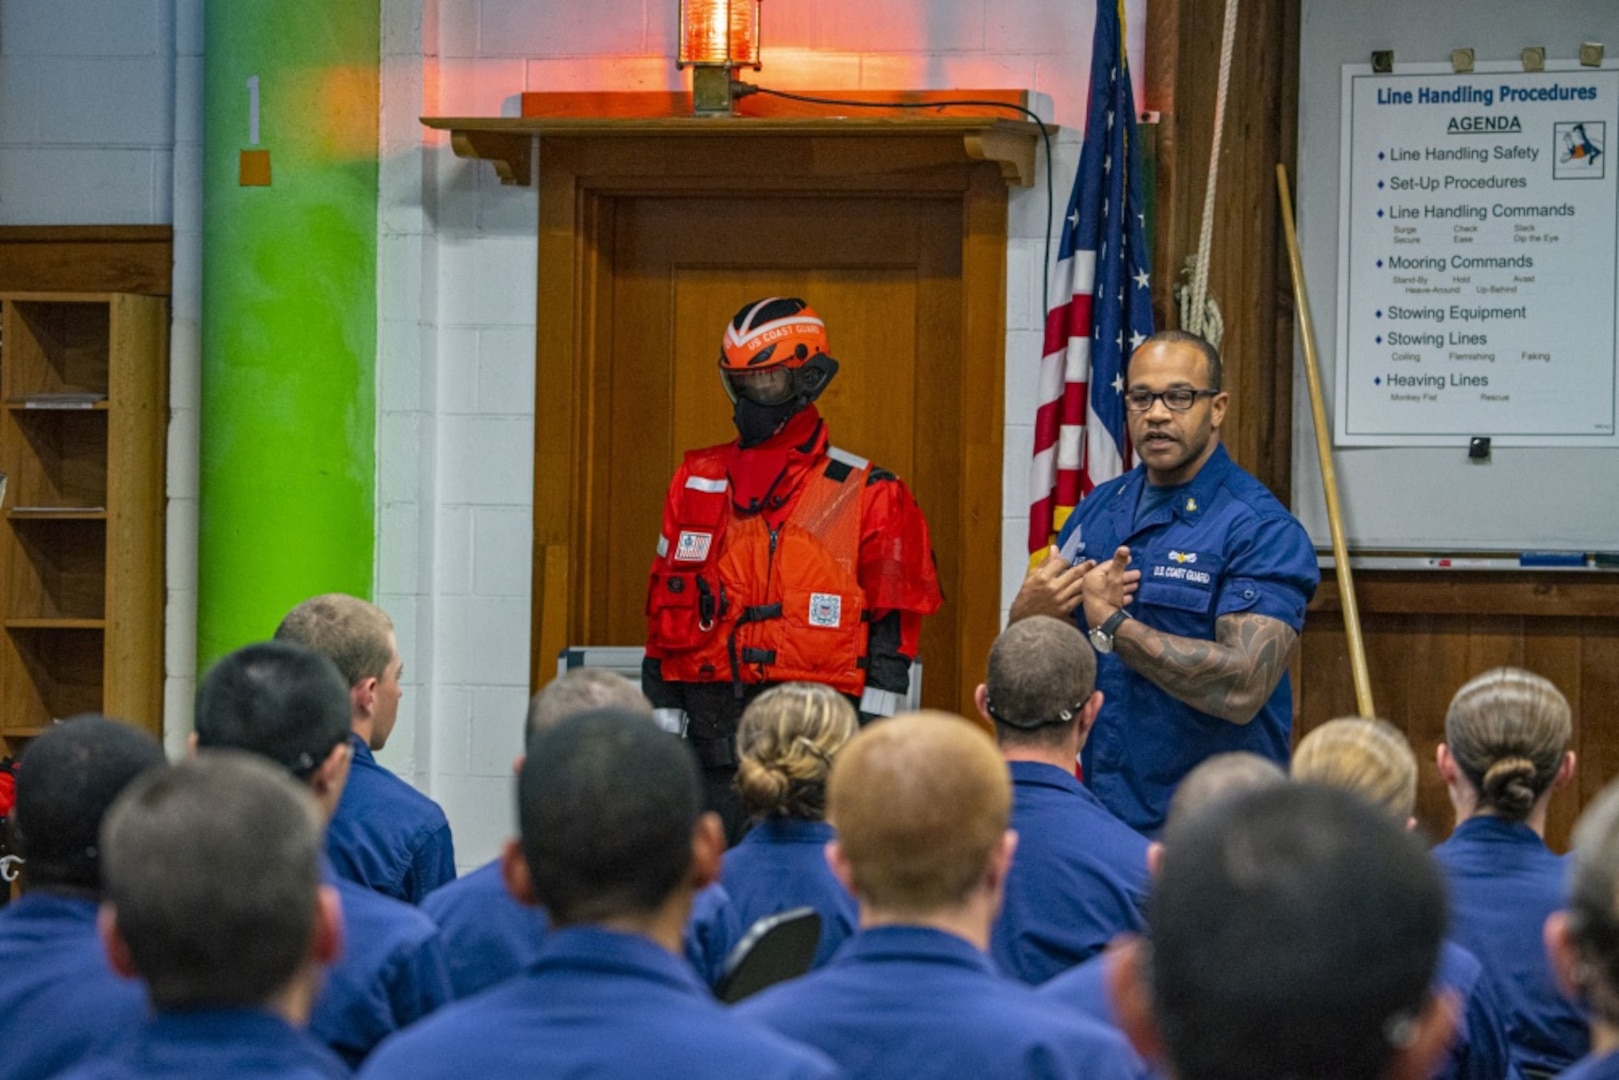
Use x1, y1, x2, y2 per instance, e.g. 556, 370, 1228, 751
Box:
1176, 0, 1239, 349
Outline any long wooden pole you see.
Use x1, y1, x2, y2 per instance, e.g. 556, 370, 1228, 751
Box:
1275, 164, 1376, 718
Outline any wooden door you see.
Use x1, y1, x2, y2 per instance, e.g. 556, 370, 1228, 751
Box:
530, 130, 1017, 718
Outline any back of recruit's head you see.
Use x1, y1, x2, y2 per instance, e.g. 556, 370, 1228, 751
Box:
519, 708, 702, 926
1149, 783, 1447, 1080
1444, 666, 1571, 822
9, 714, 165, 894
101, 753, 327, 1011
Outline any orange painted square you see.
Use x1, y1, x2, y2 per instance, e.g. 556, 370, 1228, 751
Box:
239, 149, 272, 186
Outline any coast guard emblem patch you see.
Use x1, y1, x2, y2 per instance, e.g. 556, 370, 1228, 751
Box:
809, 593, 842, 628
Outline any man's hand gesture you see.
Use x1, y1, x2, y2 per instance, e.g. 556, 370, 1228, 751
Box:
1008, 548, 1095, 623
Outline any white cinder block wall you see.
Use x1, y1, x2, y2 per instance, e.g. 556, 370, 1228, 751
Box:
0, 0, 202, 762
0, 0, 177, 225
382, 0, 1146, 869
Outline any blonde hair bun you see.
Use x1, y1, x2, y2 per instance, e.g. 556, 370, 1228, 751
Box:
735, 683, 858, 821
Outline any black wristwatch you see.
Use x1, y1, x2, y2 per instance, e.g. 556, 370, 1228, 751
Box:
1088, 609, 1131, 653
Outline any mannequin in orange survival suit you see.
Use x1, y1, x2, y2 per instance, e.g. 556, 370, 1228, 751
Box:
644, 298, 943, 842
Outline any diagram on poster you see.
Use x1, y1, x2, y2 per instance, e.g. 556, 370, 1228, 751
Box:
1336, 64, 1619, 446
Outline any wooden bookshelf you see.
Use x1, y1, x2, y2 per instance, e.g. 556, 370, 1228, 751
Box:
0, 293, 167, 741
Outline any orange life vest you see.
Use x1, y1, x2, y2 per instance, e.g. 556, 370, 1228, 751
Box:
647, 445, 871, 696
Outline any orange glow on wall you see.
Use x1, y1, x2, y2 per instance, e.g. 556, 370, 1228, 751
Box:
678, 0, 761, 69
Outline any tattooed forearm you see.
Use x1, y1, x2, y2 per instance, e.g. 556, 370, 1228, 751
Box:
1111, 612, 1299, 725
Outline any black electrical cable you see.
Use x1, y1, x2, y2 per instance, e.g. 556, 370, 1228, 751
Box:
733, 82, 1057, 318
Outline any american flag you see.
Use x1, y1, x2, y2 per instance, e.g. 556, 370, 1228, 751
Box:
1027, 0, 1154, 556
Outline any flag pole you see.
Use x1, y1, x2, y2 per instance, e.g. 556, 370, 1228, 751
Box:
1275, 164, 1376, 719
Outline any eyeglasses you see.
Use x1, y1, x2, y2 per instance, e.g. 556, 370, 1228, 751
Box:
1123, 388, 1220, 413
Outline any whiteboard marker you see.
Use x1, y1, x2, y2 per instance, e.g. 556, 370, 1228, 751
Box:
1519, 552, 1588, 568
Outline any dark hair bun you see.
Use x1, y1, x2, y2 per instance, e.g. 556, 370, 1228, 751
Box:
1480, 757, 1538, 819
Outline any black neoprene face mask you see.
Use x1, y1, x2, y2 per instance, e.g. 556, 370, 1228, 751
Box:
732, 396, 802, 447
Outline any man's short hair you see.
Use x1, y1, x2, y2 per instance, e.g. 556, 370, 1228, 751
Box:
1151, 783, 1446, 1080
101, 752, 324, 1010
275, 593, 395, 687
1163, 751, 1288, 836
520, 708, 700, 925
194, 641, 353, 779
1135, 329, 1223, 391
11, 716, 165, 893
828, 711, 1009, 914
985, 616, 1096, 750
526, 668, 650, 741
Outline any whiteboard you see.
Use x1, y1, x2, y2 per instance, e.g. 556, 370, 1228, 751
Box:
1335, 64, 1618, 447
1294, 0, 1619, 551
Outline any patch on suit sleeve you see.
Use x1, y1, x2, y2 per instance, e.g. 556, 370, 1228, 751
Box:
674, 531, 713, 562
808, 593, 843, 628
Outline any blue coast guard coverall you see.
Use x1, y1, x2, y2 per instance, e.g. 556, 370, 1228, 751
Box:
1056, 444, 1319, 834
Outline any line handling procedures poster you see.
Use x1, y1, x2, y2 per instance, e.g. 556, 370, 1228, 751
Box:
1336, 63, 1619, 447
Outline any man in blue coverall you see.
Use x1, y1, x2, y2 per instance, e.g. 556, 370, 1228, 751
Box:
277, 593, 456, 904
977, 616, 1151, 984
1106, 784, 1456, 1080
192, 641, 453, 1066
0, 716, 165, 1080
62, 754, 349, 1080
359, 707, 835, 1080
1011, 330, 1319, 834
421, 667, 741, 999
735, 712, 1141, 1080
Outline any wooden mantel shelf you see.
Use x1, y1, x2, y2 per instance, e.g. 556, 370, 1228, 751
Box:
420, 115, 1049, 188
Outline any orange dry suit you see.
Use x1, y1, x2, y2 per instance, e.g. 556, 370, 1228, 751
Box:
643, 409, 942, 765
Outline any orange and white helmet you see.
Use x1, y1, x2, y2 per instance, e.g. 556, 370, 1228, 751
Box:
718, 297, 838, 406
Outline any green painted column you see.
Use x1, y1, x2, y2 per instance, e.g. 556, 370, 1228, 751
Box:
198, 2, 380, 667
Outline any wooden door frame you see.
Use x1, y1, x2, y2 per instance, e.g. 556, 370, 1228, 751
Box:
527, 125, 1034, 712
